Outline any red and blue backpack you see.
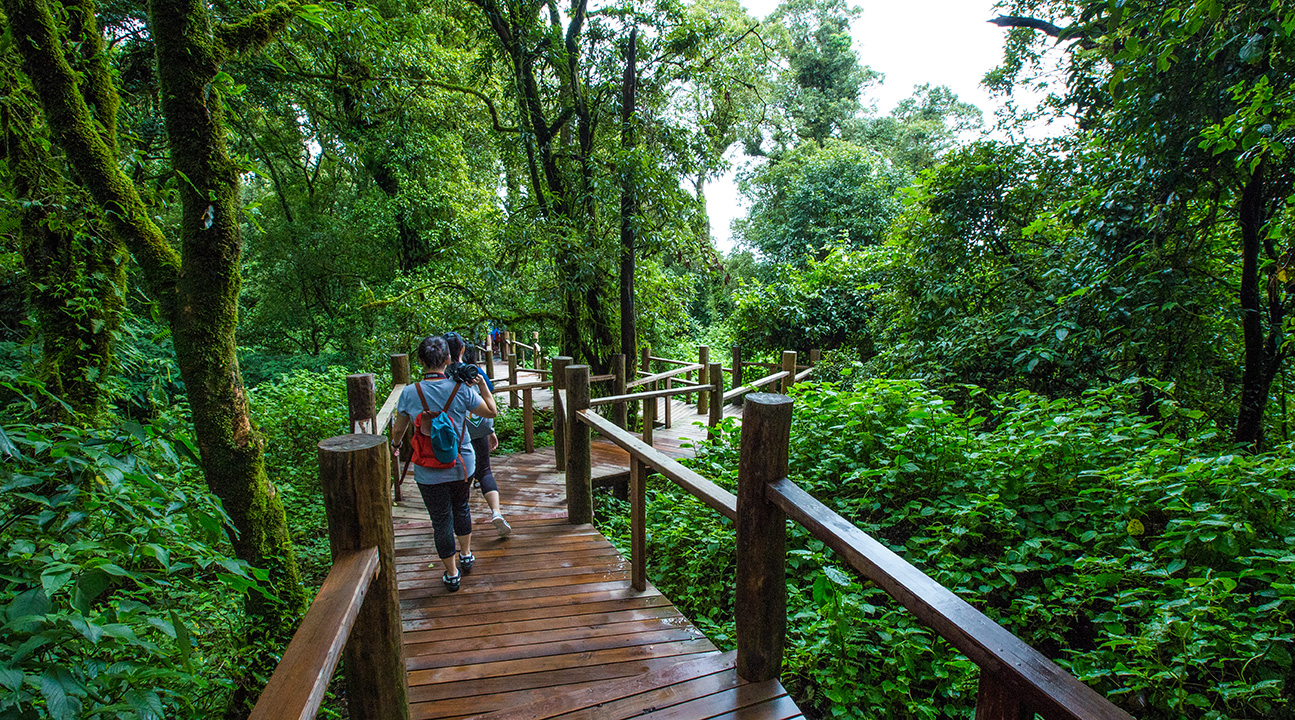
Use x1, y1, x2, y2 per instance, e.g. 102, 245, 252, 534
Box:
412, 378, 467, 475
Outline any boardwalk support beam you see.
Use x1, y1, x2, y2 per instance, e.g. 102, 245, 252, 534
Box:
552, 356, 571, 471
565, 364, 593, 524
736, 393, 792, 683
317, 434, 409, 720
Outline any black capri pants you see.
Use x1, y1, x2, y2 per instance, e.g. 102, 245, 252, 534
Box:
417, 480, 472, 559
471, 435, 498, 495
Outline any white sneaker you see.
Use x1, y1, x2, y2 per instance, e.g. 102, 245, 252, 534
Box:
492, 512, 512, 537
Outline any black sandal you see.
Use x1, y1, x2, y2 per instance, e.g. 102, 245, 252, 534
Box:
458, 551, 475, 574
442, 572, 461, 592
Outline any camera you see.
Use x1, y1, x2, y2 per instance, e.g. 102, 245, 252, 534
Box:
446, 362, 481, 384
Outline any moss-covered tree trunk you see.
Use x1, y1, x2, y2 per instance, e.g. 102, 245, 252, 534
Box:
1, 1, 307, 712
0, 45, 124, 420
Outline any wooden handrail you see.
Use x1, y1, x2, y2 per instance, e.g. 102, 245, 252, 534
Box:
742, 361, 812, 370
491, 379, 554, 393
764, 478, 1132, 720
577, 408, 736, 520
249, 547, 381, 720
794, 366, 814, 382
722, 370, 790, 402
647, 355, 693, 366
374, 384, 404, 432
588, 382, 720, 408
627, 363, 702, 389
591, 373, 616, 382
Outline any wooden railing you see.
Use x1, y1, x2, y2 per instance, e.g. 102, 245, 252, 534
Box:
250, 358, 411, 719
555, 359, 1134, 720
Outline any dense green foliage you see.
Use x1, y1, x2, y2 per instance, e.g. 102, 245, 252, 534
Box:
602, 378, 1295, 719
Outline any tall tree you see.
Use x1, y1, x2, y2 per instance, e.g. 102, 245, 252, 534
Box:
993, 0, 1295, 448
0, 0, 309, 696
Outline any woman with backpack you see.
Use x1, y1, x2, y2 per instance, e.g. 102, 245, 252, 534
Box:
391, 335, 498, 592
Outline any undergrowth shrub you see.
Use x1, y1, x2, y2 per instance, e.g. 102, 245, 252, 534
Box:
0, 419, 256, 719
599, 379, 1295, 719
247, 366, 357, 585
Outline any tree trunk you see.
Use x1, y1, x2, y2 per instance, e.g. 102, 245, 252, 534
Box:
1235, 163, 1280, 450
0, 50, 123, 420
3, 3, 309, 712
619, 28, 638, 360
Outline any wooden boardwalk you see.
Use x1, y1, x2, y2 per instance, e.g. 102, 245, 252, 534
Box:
391, 385, 801, 720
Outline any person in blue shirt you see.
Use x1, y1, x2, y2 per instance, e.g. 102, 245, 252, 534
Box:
391, 335, 497, 592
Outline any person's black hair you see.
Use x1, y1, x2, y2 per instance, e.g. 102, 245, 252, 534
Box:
463, 345, 481, 365
417, 336, 450, 368
442, 331, 465, 362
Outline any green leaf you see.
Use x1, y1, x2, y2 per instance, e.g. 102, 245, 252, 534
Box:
0, 667, 22, 691
73, 569, 111, 615
40, 669, 80, 720
171, 609, 194, 673
41, 564, 77, 596
7, 587, 50, 623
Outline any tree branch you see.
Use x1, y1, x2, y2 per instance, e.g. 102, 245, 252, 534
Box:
988, 15, 1097, 49
216, 0, 301, 59
415, 78, 519, 133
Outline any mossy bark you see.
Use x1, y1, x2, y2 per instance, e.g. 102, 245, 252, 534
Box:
0, 47, 123, 420
1, 1, 308, 711
147, 0, 308, 648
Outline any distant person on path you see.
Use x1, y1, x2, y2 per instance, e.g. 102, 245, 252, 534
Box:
445, 334, 512, 537
391, 335, 497, 592
463, 345, 511, 536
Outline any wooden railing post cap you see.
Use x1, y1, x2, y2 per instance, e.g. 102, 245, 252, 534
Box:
319, 433, 388, 454
745, 392, 793, 409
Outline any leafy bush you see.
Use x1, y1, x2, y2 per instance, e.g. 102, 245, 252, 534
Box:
600, 380, 1295, 719
0, 420, 256, 719
247, 366, 358, 584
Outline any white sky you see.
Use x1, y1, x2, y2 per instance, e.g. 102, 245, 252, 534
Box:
708, 0, 1020, 252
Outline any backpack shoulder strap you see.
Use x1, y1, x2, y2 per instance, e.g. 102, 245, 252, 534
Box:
414, 381, 432, 413
440, 382, 462, 414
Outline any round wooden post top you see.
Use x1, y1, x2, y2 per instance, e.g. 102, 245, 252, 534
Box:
551, 355, 573, 362
745, 392, 793, 407
319, 434, 388, 453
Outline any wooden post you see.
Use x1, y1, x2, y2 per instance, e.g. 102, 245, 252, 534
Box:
508, 353, 519, 408
501, 330, 510, 358
485, 348, 495, 382
975, 672, 1031, 720
735, 393, 792, 683
697, 345, 710, 415
640, 343, 651, 374
552, 356, 571, 471
389, 356, 410, 503
630, 456, 646, 592
389, 354, 410, 386
731, 346, 744, 406
642, 392, 655, 444
565, 365, 593, 525
664, 377, 673, 429
346, 374, 376, 434
809, 348, 821, 367
707, 362, 722, 438
523, 388, 535, 454
612, 354, 628, 428
780, 351, 797, 394
534, 331, 544, 370
317, 434, 409, 720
